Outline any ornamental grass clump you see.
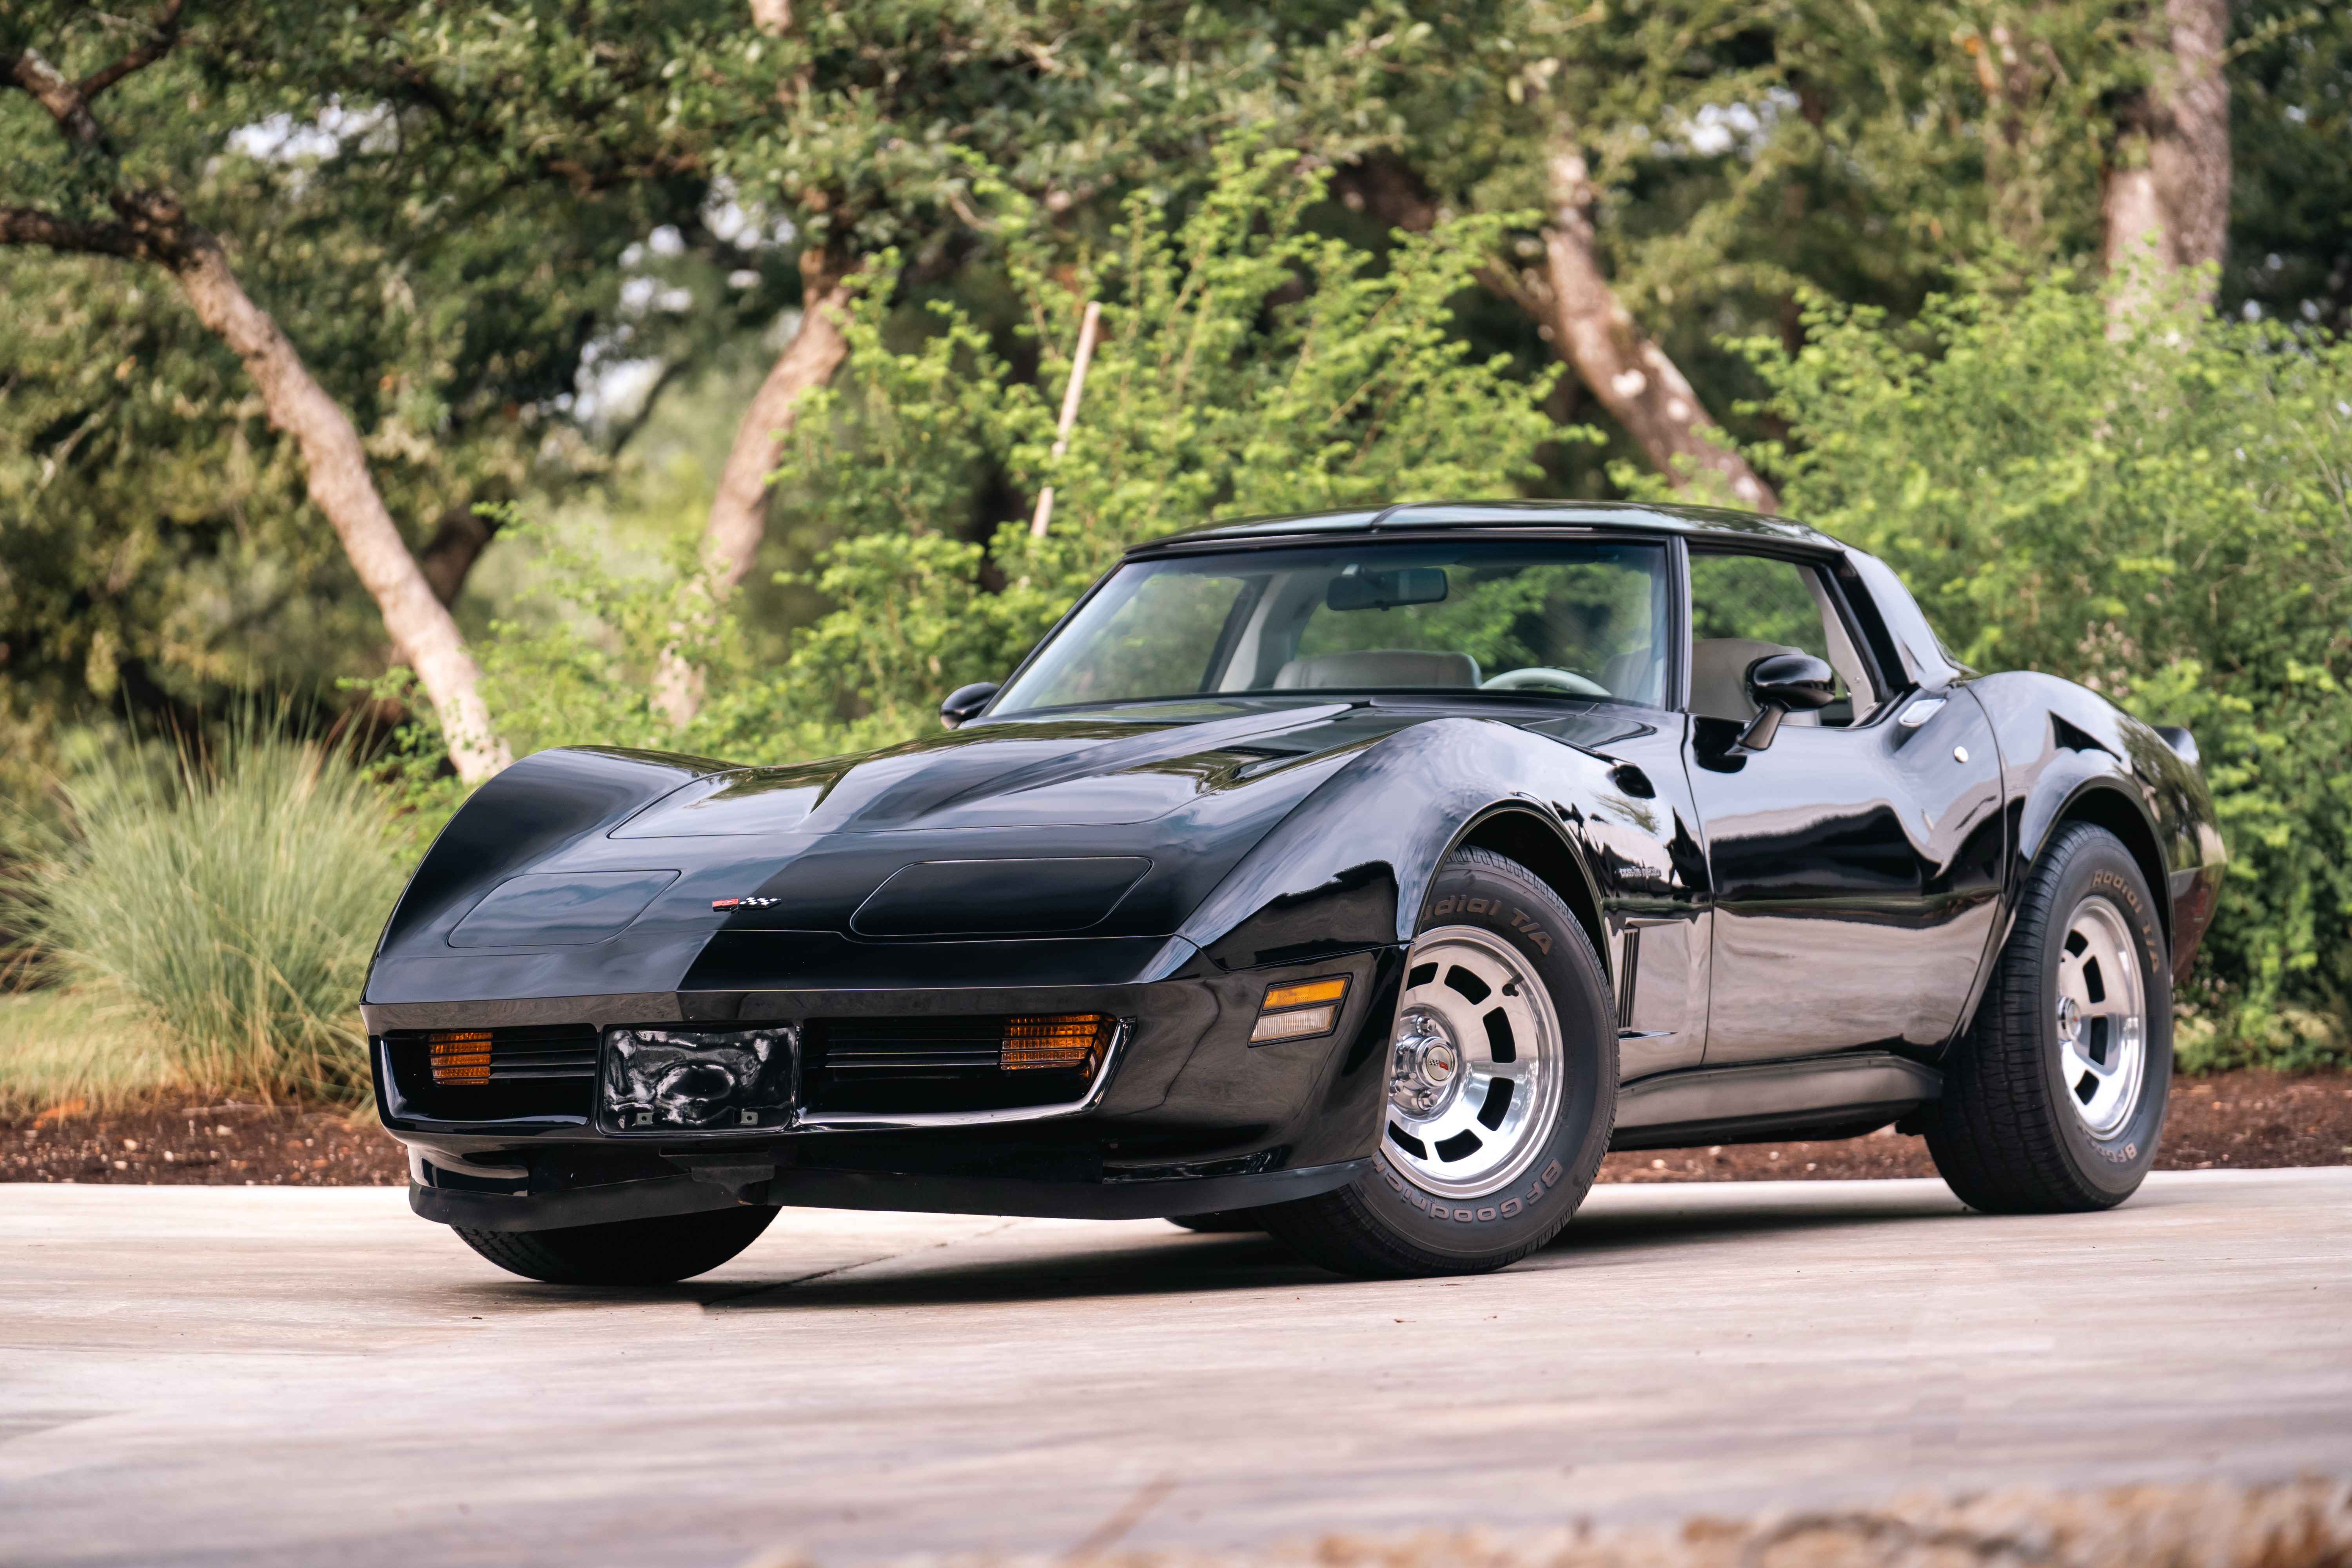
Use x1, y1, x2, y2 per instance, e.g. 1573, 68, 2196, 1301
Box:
32, 724, 408, 1106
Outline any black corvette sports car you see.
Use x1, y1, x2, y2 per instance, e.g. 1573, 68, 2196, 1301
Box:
368, 500, 2223, 1283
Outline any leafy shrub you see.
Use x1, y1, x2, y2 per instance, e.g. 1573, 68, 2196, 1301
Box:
22, 722, 410, 1105
1708, 269, 2352, 1068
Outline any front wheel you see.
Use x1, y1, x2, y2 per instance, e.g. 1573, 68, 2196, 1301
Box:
1920, 822, 2172, 1212
1259, 848, 1617, 1278
454, 1205, 778, 1285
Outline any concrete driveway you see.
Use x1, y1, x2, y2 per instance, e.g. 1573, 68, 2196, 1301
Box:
3, 1169, 2348, 1568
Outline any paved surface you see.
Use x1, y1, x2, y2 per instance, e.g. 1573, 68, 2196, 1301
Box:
3, 1170, 2348, 1568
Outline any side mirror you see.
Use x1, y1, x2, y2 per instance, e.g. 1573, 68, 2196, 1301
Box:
939, 681, 1000, 730
1738, 653, 1835, 750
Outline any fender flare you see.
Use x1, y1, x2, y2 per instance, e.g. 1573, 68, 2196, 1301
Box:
1438, 800, 1612, 986
2012, 759, 2172, 952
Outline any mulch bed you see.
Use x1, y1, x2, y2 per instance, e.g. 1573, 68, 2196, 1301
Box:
0, 1100, 408, 1186
2, 1068, 2347, 1189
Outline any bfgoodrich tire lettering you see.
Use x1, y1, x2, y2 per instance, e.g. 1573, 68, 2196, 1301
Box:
454, 1205, 778, 1285
1259, 847, 1617, 1278
1921, 821, 2172, 1212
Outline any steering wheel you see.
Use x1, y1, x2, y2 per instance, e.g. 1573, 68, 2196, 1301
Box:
1482, 666, 1610, 697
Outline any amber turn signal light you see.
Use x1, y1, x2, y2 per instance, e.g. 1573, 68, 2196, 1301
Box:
1002, 1013, 1114, 1076
1262, 977, 1347, 1011
1250, 975, 1349, 1043
428, 1030, 493, 1085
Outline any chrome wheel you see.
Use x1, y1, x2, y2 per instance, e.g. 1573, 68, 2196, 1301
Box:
2054, 895, 2147, 1138
1384, 926, 1564, 1198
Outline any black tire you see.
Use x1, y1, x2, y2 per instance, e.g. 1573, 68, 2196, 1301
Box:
1258, 848, 1617, 1278
1168, 1212, 1264, 1233
454, 1205, 779, 1285
1921, 822, 2172, 1212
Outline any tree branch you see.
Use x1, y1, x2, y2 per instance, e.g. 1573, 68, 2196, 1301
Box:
0, 206, 156, 261
8, 48, 111, 151
79, 0, 187, 102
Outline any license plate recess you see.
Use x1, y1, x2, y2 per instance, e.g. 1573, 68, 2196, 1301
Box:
600, 1027, 798, 1133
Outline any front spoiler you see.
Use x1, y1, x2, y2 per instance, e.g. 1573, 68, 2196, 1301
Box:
412, 1157, 1370, 1232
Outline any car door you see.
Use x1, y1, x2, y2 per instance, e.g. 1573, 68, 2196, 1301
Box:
1679, 545, 2005, 1063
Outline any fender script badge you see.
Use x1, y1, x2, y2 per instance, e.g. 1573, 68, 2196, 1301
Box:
711, 897, 782, 911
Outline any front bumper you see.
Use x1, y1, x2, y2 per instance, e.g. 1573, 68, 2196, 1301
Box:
408, 1153, 1370, 1231
373, 949, 1401, 1231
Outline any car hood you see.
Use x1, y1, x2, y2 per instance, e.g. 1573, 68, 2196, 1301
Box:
364, 697, 1657, 1005
609, 702, 1368, 838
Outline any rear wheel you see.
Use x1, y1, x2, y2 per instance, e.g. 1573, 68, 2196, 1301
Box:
1921, 822, 2171, 1212
1259, 848, 1617, 1278
454, 1205, 777, 1285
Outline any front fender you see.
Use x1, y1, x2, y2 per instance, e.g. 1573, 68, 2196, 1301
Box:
368, 746, 732, 991
1173, 718, 1619, 971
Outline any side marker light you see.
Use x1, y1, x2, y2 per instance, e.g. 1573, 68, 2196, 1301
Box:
1250, 1005, 1339, 1043
1263, 977, 1348, 1011
1249, 975, 1350, 1043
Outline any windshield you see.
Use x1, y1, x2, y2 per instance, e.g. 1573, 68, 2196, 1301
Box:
996, 540, 1671, 713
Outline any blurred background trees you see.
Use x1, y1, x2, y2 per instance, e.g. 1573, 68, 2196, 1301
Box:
3, 0, 2348, 1094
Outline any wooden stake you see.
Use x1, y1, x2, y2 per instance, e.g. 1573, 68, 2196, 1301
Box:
1030, 300, 1102, 539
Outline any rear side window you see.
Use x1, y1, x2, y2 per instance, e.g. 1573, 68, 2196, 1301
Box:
1687, 552, 1882, 726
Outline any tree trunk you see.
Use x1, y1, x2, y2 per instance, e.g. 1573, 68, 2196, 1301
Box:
2105, 0, 2230, 307
418, 505, 501, 607
1541, 146, 1778, 512
1334, 151, 1776, 513
11, 36, 510, 780
655, 246, 855, 728
171, 233, 512, 781
702, 246, 856, 592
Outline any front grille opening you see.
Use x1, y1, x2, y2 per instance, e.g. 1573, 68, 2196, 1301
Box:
385, 1024, 598, 1123
803, 1015, 1106, 1115
388, 1016, 1117, 1124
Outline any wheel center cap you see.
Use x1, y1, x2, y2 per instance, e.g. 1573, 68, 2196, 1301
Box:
1388, 1009, 1462, 1118
2055, 995, 2082, 1045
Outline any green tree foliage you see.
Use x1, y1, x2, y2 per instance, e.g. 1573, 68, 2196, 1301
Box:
0, 0, 711, 744
2225, 0, 2352, 332
479, 145, 1575, 756
1715, 269, 2352, 1064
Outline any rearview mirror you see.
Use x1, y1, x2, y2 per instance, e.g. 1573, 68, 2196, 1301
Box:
1327, 567, 1448, 612
1738, 653, 1835, 750
939, 681, 1000, 730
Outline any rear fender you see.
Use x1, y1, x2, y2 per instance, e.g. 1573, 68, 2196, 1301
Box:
1969, 672, 2225, 1005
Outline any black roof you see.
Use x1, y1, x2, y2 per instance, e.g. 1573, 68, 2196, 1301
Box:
1134, 499, 1842, 555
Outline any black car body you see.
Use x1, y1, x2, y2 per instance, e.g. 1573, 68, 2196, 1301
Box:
367, 501, 2222, 1254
